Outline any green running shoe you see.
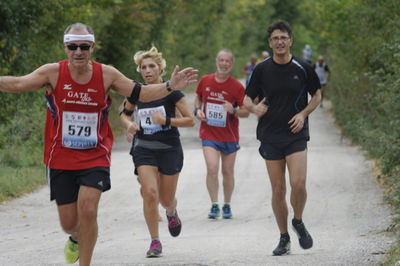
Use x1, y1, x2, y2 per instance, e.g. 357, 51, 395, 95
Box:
64, 237, 79, 263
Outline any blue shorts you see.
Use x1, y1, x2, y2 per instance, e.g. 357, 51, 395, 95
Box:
202, 139, 240, 155
259, 139, 307, 160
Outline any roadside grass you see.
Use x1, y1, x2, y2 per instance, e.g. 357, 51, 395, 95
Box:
382, 244, 400, 265
0, 166, 45, 203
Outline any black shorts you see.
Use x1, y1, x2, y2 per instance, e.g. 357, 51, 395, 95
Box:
259, 139, 307, 160
132, 146, 183, 175
47, 166, 111, 205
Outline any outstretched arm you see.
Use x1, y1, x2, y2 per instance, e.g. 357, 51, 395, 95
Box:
110, 65, 198, 102
0, 64, 57, 93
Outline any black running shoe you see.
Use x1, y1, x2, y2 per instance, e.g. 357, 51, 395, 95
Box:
273, 237, 291, 256
167, 210, 182, 237
292, 219, 313, 249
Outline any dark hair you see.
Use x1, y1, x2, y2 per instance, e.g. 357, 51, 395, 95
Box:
267, 20, 292, 39
64, 23, 94, 35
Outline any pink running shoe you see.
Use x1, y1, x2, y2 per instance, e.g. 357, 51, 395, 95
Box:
146, 239, 162, 258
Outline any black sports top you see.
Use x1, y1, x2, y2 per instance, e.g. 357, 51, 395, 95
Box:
246, 56, 321, 143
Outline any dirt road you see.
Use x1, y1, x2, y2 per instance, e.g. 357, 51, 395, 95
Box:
0, 98, 394, 265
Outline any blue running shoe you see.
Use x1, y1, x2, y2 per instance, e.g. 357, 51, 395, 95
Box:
208, 204, 220, 219
222, 204, 232, 219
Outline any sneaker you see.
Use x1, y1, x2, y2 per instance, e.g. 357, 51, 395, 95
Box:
272, 237, 291, 256
64, 237, 79, 263
292, 219, 313, 249
208, 204, 220, 219
167, 210, 182, 237
146, 239, 162, 258
222, 204, 232, 219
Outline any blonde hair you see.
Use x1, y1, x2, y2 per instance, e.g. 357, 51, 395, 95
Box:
133, 46, 166, 76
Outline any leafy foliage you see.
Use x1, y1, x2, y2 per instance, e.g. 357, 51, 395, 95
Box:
0, 2, 399, 245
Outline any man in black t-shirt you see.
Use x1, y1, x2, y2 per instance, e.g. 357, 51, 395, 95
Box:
244, 20, 321, 256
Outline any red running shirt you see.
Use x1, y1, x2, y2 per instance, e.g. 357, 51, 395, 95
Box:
196, 73, 245, 142
44, 60, 113, 169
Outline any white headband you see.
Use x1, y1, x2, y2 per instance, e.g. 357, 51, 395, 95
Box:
63, 34, 95, 43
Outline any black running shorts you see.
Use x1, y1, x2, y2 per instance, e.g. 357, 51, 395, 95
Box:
132, 146, 183, 175
259, 139, 307, 160
47, 166, 110, 205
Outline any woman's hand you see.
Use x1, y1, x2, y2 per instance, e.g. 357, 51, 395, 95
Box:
126, 121, 139, 142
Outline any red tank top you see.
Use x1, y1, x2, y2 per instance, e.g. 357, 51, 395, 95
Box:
44, 60, 113, 169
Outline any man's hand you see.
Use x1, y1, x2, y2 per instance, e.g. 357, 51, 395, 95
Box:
289, 112, 306, 133
126, 122, 139, 142
195, 109, 207, 121
169, 66, 199, 90
223, 101, 235, 114
253, 98, 268, 117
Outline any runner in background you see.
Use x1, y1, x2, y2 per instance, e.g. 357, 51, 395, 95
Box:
194, 49, 249, 220
313, 55, 330, 107
241, 54, 258, 87
302, 44, 313, 65
257, 51, 270, 64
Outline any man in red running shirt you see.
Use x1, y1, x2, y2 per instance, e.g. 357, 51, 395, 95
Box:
194, 49, 249, 220
0, 22, 197, 266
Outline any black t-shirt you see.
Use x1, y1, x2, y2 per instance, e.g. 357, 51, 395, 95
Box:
246, 56, 321, 143
128, 91, 184, 146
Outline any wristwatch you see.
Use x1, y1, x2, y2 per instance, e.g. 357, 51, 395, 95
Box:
166, 80, 173, 92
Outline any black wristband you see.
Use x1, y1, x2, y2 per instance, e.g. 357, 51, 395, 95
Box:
233, 107, 238, 115
193, 107, 199, 116
127, 82, 142, 104
164, 116, 171, 126
119, 108, 134, 116
166, 80, 173, 92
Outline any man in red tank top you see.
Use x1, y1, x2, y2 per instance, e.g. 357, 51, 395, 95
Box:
194, 49, 249, 220
0, 22, 198, 266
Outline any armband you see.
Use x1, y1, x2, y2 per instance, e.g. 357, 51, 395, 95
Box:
127, 82, 142, 104
164, 116, 171, 126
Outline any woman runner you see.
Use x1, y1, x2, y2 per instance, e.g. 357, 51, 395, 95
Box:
120, 46, 195, 257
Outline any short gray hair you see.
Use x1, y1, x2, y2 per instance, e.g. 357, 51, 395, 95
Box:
64, 23, 94, 35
